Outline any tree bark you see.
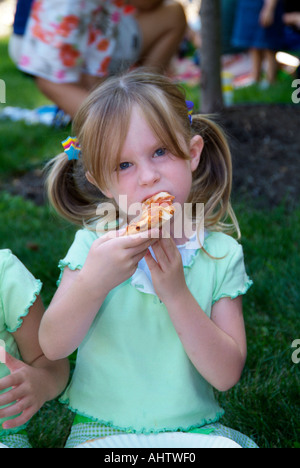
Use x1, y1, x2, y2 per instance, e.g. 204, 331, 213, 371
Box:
200, 0, 223, 113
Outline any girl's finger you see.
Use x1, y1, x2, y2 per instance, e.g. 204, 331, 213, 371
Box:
151, 241, 169, 270
93, 229, 124, 247
144, 249, 160, 273
2, 406, 34, 430
127, 238, 157, 257
0, 375, 13, 393
131, 247, 152, 266
0, 389, 18, 408
0, 383, 26, 407
159, 237, 177, 262
0, 398, 25, 419
124, 228, 159, 244
0, 372, 22, 392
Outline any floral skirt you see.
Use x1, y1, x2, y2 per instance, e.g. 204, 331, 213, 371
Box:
232, 0, 285, 50
18, 0, 141, 82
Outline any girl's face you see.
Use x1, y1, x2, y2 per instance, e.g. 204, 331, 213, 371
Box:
103, 105, 203, 219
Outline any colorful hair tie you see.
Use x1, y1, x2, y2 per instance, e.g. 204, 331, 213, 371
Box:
185, 100, 194, 125
62, 136, 81, 160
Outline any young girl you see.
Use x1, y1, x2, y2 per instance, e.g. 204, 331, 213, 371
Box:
0, 250, 69, 448
40, 69, 257, 448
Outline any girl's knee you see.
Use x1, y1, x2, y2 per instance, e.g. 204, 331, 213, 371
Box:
166, 1, 187, 30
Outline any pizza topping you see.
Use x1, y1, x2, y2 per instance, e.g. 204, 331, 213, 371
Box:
124, 192, 175, 235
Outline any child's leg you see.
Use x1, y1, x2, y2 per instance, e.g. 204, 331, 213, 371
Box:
264, 49, 278, 83
250, 48, 264, 82
135, 0, 187, 72
36, 74, 104, 119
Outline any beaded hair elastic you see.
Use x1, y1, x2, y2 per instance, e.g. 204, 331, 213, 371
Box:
62, 136, 81, 160
186, 100, 194, 125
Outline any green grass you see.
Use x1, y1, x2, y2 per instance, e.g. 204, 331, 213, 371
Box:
0, 37, 50, 109
0, 193, 76, 305
182, 62, 297, 111
182, 71, 296, 112
233, 71, 296, 105
0, 37, 69, 178
218, 200, 300, 448
0, 36, 299, 448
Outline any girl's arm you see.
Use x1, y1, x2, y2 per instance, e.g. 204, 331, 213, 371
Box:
39, 230, 158, 360
145, 238, 247, 392
164, 292, 246, 392
0, 296, 70, 430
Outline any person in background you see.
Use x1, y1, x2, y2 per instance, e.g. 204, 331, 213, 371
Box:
232, 0, 285, 86
16, 0, 187, 119
8, 0, 34, 64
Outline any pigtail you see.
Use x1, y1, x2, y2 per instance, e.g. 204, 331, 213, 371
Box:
45, 153, 102, 227
190, 114, 240, 238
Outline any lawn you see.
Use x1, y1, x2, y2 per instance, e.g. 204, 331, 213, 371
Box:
0, 36, 299, 448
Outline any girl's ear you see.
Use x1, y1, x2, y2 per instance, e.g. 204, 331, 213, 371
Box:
85, 171, 113, 199
189, 135, 204, 172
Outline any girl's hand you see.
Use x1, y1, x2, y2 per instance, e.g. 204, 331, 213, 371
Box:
259, 1, 276, 28
145, 237, 187, 304
283, 12, 300, 29
80, 229, 159, 299
0, 351, 48, 430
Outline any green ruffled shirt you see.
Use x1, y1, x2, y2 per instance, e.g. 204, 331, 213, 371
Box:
0, 249, 42, 435
59, 229, 252, 433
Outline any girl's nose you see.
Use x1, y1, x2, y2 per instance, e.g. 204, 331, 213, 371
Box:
138, 162, 160, 186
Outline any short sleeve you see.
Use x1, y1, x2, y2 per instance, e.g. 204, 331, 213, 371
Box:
58, 229, 98, 281
0, 250, 42, 333
212, 240, 253, 305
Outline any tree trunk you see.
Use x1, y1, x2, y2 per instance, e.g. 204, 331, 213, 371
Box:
200, 0, 223, 113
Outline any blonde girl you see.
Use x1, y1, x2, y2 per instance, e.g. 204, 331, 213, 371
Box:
40, 69, 257, 448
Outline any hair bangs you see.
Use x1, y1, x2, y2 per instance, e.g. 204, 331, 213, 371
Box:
135, 88, 191, 162
78, 90, 133, 192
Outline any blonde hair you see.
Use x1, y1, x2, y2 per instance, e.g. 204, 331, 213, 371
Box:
46, 69, 240, 238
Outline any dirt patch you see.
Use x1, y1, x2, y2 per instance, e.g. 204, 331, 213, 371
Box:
1, 104, 300, 209
219, 104, 300, 209
2, 168, 47, 205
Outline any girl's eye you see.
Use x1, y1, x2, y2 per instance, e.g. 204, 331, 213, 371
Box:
119, 162, 132, 171
154, 148, 166, 157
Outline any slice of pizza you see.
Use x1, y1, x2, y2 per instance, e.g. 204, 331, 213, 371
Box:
124, 192, 175, 236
